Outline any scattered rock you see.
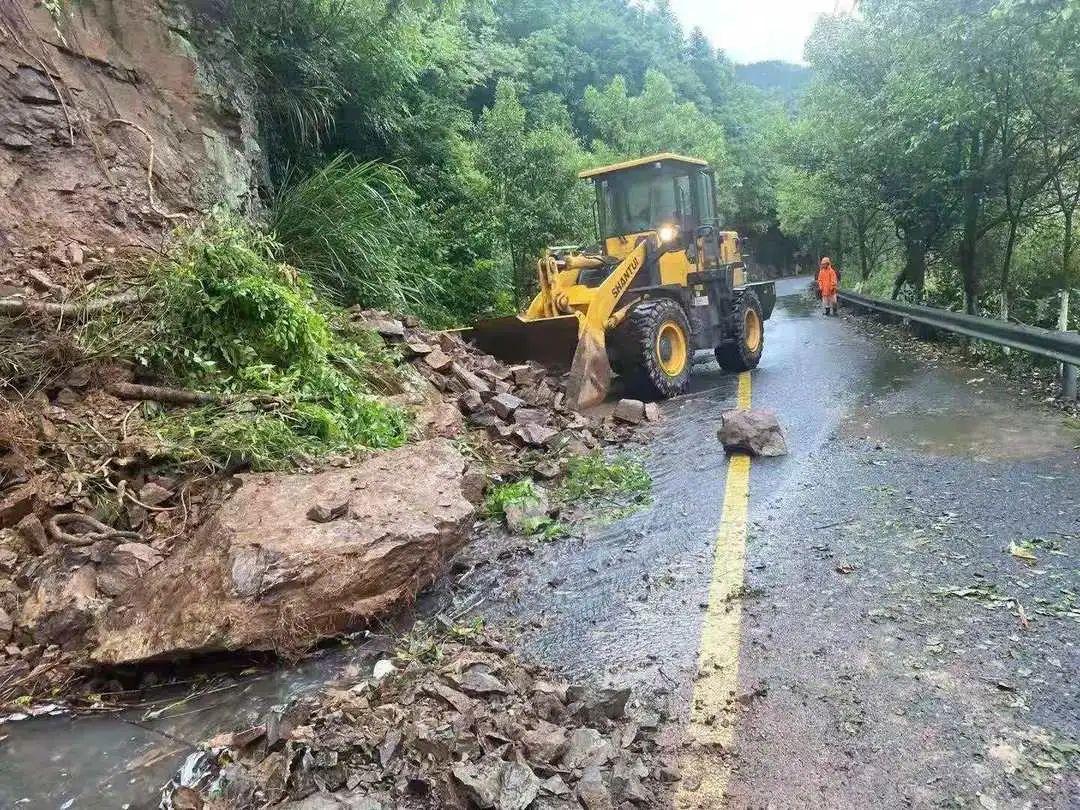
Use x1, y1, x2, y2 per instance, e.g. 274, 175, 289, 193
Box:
717, 409, 789, 457
0, 607, 12, 643
423, 347, 453, 373
0, 482, 37, 529
358, 316, 406, 339
66, 242, 85, 267
459, 389, 485, 414
137, 481, 172, 507
513, 423, 557, 447
454, 665, 509, 696
403, 340, 433, 357
453, 756, 540, 810
162, 628, 662, 810
575, 686, 631, 722
15, 513, 48, 554
451, 362, 493, 396
490, 392, 525, 420
512, 407, 546, 425
306, 500, 349, 523
1, 133, 32, 150
576, 765, 613, 810
523, 720, 569, 764
613, 399, 647, 424
643, 402, 662, 422
562, 728, 614, 770
27, 268, 59, 291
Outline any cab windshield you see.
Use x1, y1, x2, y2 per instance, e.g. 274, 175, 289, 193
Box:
596, 165, 715, 238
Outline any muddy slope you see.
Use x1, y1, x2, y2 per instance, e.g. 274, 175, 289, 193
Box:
0, 0, 260, 280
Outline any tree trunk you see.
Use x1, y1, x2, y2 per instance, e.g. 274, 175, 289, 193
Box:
999, 215, 1018, 354
856, 219, 870, 281
1063, 207, 1075, 283
958, 188, 982, 315
892, 235, 926, 300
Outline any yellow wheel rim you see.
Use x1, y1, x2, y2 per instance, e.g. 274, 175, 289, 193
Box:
744, 307, 763, 353
656, 321, 689, 377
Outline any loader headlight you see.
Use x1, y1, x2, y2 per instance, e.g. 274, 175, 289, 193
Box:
658, 224, 679, 244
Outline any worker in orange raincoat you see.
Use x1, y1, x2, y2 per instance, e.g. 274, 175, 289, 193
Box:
817, 257, 839, 316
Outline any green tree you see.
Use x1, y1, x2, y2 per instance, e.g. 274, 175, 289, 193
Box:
477, 80, 592, 305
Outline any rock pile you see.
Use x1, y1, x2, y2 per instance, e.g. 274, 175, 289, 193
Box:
353, 310, 648, 472
163, 628, 669, 810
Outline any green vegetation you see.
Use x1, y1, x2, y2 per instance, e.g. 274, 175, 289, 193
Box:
780, 0, 1080, 327
559, 451, 651, 505
224, 0, 783, 325
130, 216, 408, 470
269, 156, 444, 314
482, 479, 542, 521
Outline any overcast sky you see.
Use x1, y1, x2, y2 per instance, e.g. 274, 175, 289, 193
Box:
668, 0, 858, 65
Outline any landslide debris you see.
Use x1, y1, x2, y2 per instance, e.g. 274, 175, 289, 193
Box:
162, 626, 670, 809
0, 217, 655, 709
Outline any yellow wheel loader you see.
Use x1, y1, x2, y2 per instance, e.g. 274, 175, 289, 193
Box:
467, 154, 776, 409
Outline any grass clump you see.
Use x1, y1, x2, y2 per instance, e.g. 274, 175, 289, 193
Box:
559, 451, 651, 505
270, 155, 444, 314
482, 479, 541, 521
133, 215, 408, 470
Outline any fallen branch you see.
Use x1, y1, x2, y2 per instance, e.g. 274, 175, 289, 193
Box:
0, 289, 145, 317
106, 382, 219, 406
47, 513, 140, 546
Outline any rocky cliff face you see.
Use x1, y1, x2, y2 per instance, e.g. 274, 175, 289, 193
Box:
0, 0, 260, 281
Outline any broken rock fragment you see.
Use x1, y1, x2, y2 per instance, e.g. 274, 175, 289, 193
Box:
490, 392, 525, 420
717, 409, 789, 457
613, 398, 647, 424
306, 500, 349, 523
452, 757, 541, 810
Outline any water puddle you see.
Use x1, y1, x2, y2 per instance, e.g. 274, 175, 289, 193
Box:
0, 638, 386, 808
845, 406, 1075, 461
840, 335, 1078, 461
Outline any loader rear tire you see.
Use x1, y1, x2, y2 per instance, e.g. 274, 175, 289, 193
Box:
715, 291, 764, 372
612, 298, 692, 399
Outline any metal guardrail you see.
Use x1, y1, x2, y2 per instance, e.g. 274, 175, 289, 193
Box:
839, 290, 1080, 367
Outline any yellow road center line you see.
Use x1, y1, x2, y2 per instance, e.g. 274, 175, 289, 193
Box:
675, 371, 752, 809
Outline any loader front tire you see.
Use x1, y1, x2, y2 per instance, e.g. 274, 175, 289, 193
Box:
613, 298, 692, 399
715, 291, 765, 372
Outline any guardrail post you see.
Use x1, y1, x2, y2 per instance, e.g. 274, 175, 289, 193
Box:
1060, 291, 1077, 402
1064, 363, 1079, 402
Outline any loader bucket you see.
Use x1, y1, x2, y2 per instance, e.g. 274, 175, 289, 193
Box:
564, 329, 613, 410
464, 314, 581, 368
462, 313, 613, 409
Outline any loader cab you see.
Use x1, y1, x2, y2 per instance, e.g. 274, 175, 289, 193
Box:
580, 153, 742, 287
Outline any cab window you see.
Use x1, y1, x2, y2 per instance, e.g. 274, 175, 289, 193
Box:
597, 166, 701, 238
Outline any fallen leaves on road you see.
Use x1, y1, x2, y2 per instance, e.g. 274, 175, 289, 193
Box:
1008, 541, 1038, 563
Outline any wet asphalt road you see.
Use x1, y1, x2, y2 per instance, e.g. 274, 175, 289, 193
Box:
460, 276, 1080, 808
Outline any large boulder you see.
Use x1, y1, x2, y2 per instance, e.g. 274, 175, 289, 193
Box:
92, 439, 478, 664
717, 409, 789, 457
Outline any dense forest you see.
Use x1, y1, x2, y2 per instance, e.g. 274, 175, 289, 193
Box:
231, 0, 785, 325
233, 0, 1080, 330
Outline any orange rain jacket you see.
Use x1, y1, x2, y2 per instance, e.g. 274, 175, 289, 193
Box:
817, 264, 838, 297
